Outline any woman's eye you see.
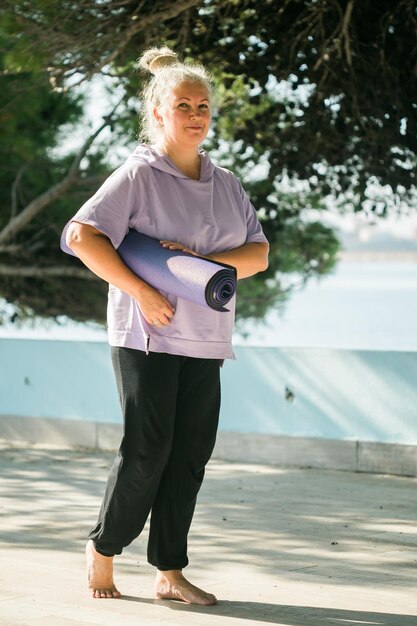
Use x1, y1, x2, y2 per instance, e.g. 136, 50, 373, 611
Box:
177, 102, 210, 110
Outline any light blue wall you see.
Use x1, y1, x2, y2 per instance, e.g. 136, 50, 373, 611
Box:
0, 338, 120, 422
1, 338, 416, 444
221, 347, 417, 444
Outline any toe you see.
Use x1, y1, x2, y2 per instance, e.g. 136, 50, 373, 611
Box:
201, 592, 216, 605
90, 585, 120, 599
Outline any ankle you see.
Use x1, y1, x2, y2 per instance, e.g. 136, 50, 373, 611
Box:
156, 569, 183, 582
87, 540, 114, 561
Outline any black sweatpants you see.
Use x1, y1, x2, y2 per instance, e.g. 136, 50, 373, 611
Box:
88, 347, 221, 571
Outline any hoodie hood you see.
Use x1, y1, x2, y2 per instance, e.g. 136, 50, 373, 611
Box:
127, 143, 215, 182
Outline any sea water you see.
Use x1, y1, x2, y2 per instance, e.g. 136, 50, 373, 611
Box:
234, 260, 417, 352
1, 260, 416, 351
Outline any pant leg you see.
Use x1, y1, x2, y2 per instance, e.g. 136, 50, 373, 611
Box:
88, 347, 181, 556
147, 356, 221, 570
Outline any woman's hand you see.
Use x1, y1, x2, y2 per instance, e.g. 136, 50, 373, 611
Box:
135, 282, 175, 327
160, 239, 269, 279
160, 240, 200, 257
66, 223, 175, 327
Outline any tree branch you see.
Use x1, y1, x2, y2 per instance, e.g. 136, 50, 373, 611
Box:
0, 240, 46, 256
0, 244, 25, 255
11, 165, 27, 218
0, 99, 122, 245
342, 0, 355, 67
59, 0, 202, 89
104, 0, 202, 66
0, 265, 98, 279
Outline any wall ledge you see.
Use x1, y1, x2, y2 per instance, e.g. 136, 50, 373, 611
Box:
1, 414, 416, 477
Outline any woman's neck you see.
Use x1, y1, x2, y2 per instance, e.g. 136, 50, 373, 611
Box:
157, 142, 201, 181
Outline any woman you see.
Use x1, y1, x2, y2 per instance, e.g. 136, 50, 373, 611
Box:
62, 46, 269, 605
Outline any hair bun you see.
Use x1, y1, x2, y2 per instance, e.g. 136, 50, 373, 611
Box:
138, 47, 178, 74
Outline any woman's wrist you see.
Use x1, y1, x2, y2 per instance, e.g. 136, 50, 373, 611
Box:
130, 277, 154, 302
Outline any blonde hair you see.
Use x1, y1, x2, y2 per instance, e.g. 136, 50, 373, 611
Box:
137, 46, 213, 143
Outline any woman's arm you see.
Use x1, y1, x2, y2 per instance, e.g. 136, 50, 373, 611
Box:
66, 222, 175, 326
161, 240, 269, 279
207, 242, 269, 279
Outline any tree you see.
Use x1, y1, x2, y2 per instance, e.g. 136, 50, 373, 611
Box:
0, 0, 414, 325
2, 0, 415, 208
0, 41, 124, 322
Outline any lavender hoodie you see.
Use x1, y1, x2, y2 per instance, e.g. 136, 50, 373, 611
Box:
61, 144, 267, 359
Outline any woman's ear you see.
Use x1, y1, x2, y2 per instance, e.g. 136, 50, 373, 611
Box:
153, 106, 164, 127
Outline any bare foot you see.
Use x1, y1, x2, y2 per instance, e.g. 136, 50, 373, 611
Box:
86, 540, 121, 598
154, 569, 217, 605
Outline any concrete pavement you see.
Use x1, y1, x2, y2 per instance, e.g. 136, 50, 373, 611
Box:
0, 442, 416, 626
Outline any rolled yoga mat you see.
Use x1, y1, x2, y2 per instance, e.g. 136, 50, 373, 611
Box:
117, 230, 237, 312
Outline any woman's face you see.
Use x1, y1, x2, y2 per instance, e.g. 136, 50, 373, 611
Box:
155, 80, 211, 148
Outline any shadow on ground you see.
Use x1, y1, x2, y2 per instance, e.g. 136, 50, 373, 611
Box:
122, 596, 417, 626
1, 443, 417, 595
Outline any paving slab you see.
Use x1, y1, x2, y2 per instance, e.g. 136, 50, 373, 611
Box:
0, 442, 417, 626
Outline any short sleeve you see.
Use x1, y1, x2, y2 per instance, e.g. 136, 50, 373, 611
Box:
234, 179, 268, 245
60, 162, 142, 256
